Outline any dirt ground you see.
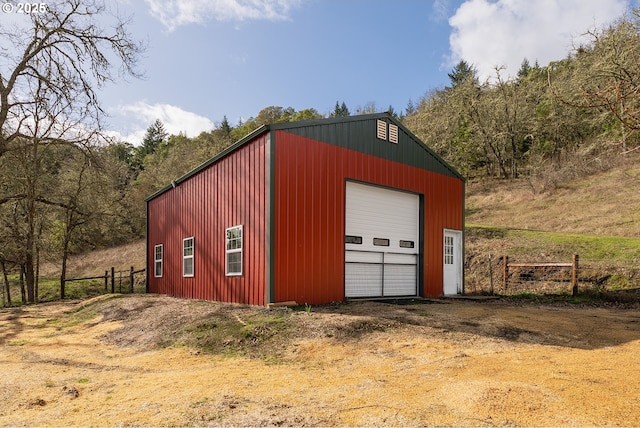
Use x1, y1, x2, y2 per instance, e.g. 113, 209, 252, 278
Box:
1, 294, 639, 427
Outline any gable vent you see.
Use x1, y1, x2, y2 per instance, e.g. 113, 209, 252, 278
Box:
376, 119, 387, 140
388, 123, 398, 144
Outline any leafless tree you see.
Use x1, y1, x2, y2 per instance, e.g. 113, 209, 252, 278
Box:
0, 0, 144, 157
549, 8, 640, 154
0, 0, 143, 302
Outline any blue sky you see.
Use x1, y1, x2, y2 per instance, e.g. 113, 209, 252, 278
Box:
102, 0, 635, 145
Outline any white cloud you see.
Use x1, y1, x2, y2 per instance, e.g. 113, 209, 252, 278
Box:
111, 102, 215, 145
144, 0, 302, 31
447, 0, 628, 82
431, 0, 453, 22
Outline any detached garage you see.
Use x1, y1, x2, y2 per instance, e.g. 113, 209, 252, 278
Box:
146, 113, 465, 306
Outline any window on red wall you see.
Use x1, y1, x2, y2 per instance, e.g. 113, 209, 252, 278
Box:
154, 244, 163, 277
183, 237, 194, 277
225, 225, 243, 276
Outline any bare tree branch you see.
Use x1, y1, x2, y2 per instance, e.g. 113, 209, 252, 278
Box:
0, 0, 144, 155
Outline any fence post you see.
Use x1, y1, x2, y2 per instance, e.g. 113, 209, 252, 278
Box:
572, 254, 579, 296
503, 256, 509, 291
111, 267, 115, 293
130, 266, 134, 293
104, 270, 108, 291
489, 253, 494, 295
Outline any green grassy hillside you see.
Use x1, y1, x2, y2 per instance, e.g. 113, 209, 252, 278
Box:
465, 154, 640, 296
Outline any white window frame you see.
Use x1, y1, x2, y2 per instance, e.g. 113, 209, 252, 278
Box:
183, 237, 194, 277
444, 235, 454, 265
225, 225, 243, 276
154, 244, 163, 278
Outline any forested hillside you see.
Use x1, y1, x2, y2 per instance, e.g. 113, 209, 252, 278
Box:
404, 13, 640, 185
2, 5, 640, 302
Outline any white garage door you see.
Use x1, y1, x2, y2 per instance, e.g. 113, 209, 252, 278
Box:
345, 182, 419, 298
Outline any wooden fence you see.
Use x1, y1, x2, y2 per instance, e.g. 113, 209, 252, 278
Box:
502, 254, 579, 296
63, 266, 145, 294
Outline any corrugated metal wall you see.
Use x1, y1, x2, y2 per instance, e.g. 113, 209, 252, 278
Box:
273, 131, 463, 304
147, 135, 268, 305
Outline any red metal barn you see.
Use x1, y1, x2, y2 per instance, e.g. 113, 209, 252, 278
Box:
146, 113, 465, 305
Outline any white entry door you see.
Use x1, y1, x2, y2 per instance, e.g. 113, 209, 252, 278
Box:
443, 229, 463, 295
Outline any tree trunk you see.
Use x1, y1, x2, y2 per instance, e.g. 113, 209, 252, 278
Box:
35, 242, 40, 301
60, 209, 76, 300
510, 137, 518, 179
20, 264, 26, 304
1, 261, 10, 307
25, 251, 36, 303
60, 245, 68, 300
620, 99, 627, 154
25, 169, 37, 303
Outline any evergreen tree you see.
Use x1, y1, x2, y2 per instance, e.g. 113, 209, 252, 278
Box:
331, 101, 350, 117
447, 60, 478, 89
141, 119, 168, 155
517, 58, 532, 79
133, 119, 168, 171
405, 98, 416, 116
219, 115, 232, 137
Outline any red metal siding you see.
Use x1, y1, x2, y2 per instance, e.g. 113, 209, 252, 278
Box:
274, 131, 463, 303
147, 135, 268, 305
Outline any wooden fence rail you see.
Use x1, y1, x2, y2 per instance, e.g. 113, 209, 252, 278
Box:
503, 254, 579, 296
63, 266, 145, 294
64, 272, 109, 291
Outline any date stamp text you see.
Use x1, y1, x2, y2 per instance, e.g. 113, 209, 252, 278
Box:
2, 3, 49, 14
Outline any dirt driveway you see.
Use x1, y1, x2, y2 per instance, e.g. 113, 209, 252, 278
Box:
1, 294, 639, 426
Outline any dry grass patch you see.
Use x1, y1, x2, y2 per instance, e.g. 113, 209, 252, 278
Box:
2, 295, 640, 426
466, 153, 640, 237
39, 240, 145, 279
